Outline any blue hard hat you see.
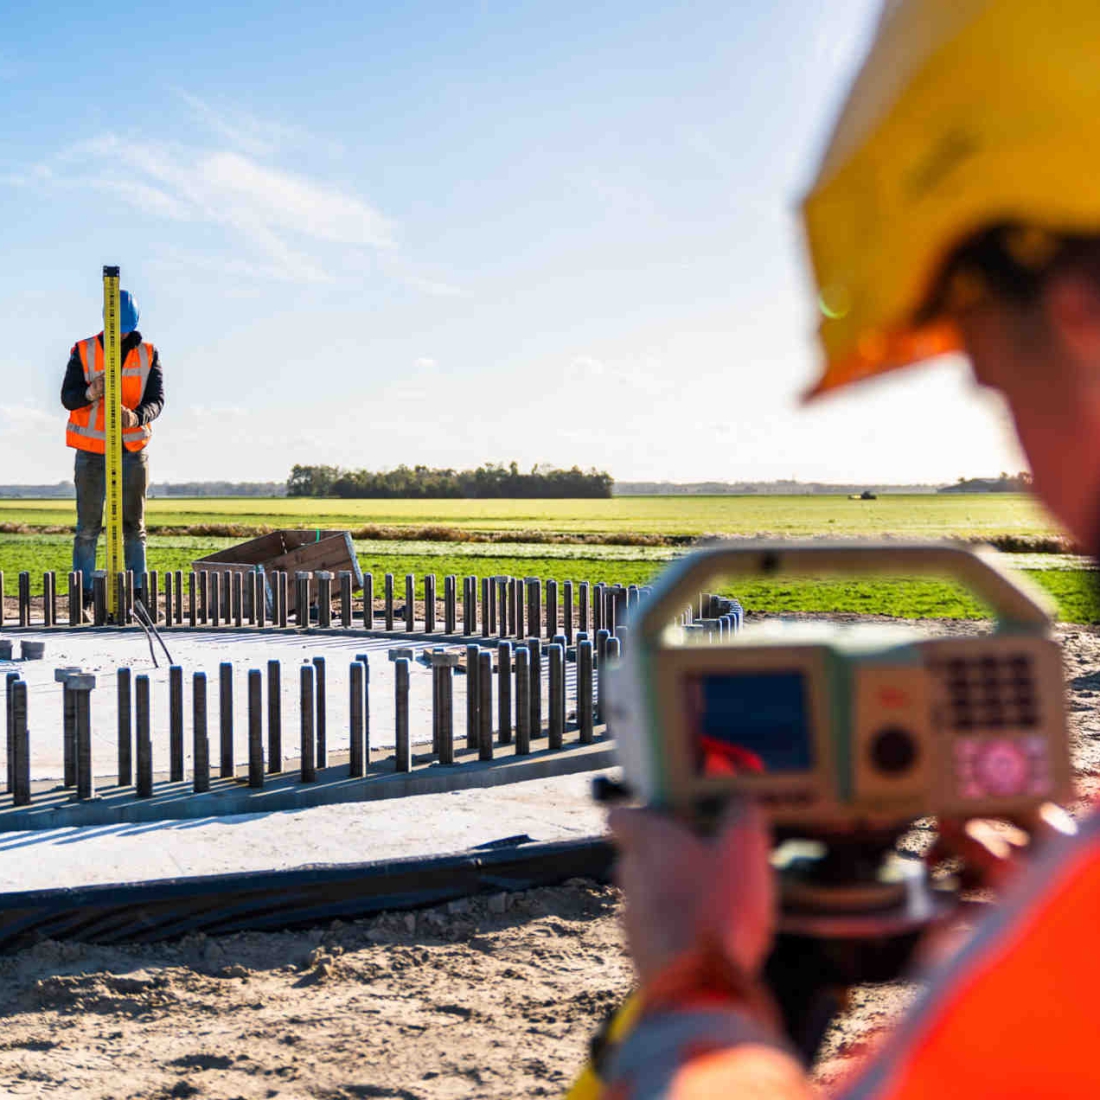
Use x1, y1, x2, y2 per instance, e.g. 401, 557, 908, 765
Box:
104, 290, 140, 334
120, 291, 139, 334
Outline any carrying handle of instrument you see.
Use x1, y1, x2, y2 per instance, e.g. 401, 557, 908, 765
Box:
635, 541, 1054, 638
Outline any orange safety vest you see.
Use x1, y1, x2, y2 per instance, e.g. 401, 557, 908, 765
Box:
66, 335, 155, 453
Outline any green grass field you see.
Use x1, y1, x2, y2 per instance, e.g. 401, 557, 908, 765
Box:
0, 493, 1061, 539
1, 494, 1092, 621
2, 526, 1096, 622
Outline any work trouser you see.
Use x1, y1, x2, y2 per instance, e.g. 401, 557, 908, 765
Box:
72, 448, 149, 597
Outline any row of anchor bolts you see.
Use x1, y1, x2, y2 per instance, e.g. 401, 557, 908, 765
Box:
0, 569, 655, 638
2, 633, 622, 808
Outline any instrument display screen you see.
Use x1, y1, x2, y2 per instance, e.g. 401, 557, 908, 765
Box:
685, 671, 814, 776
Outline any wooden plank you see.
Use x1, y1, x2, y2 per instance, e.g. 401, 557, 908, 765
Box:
192, 531, 362, 614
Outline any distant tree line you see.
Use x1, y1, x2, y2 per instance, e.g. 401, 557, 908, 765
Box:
615, 480, 945, 496
939, 471, 1034, 494
287, 463, 613, 499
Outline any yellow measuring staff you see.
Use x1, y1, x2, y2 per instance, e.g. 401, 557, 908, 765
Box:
102, 265, 124, 621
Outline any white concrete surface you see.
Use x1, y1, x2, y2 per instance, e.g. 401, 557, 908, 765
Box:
3, 630, 589, 781
0, 769, 612, 892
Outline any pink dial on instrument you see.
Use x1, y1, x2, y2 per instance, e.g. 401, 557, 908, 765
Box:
974, 739, 1030, 797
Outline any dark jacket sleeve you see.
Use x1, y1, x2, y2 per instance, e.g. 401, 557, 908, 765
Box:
60, 348, 90, 411
136, 351, 164, 426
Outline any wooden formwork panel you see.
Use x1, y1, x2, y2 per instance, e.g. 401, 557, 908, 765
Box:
192, 530, 363, 612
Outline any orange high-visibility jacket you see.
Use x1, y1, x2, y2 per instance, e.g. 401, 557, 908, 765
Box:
66, 335, 155, 453
600, 812, 1100, 1099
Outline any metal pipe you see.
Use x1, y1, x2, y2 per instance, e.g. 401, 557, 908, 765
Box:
219, 662, 233, 778
603, 637, 621, 734
69, 571, 81, 627
528, 637, 542, 739
362, 572, 373, 629
248, 669, 264, 788
546, 579, 557, 639
193, 672, 210, 793
527, 578, 542, 639
463, 576, 474, 635
162, 570, 173, 630
465, 644, 480, 751
340, 571, 352, 628
93, 571, 107, 625
42, 571, 54, 627
444, 574, 456, 634
316, 572, 332, 629
267, 659, 282, 773
210, 571, 220, 628
254, 570, 265, 629
11, 681, 29, 806
349, 660, 364, 777
55, 668, 79, 788
497, 641, 512, 745
514, 647, 530, 756
478, 650, 493, 760
116, 666, 132, 786
220, 569, 230, 622
431, 651, 456, 765
136, 674, 153, 798
5, 672, 18, 793
578, 639, 594, 743
424, 573, 436, 633
169, 664, 184, 782
360, 654, 371, 768
384, 573, 394, 630
300, 663, 316, 782
394, 658, 411, 772
312, 655, 327, 768
71, 668, 95, 800
548, 643, 564, 749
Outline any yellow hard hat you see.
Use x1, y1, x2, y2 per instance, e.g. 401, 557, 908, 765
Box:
802, 0, 1100, 400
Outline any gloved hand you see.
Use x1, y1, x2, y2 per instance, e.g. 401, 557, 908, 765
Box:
85, 375, 105, 401
608, 800, 776, 988
121, 407, 138, 428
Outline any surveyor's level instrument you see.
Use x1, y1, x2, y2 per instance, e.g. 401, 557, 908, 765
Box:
102, 266, 124, 621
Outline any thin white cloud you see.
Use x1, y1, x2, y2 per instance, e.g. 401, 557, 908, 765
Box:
41, 132, 394, 282
378, 255, 464, 298
201, 151, 393, 248
414, 357, 438, 370
6, 92, 459, 293
174, 89, 300, 158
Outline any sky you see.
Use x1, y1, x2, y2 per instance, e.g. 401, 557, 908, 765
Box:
0, 0, 1025, 487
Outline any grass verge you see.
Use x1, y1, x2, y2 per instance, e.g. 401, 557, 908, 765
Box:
2, 536, 1097, 622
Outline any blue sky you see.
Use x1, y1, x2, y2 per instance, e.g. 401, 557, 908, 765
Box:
0, 0, 1023, 485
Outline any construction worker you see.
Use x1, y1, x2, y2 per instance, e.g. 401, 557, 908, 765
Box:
585, 2, 1100, 1096
61, 289, 164, 615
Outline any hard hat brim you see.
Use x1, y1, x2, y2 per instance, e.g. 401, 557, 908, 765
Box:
800, 0, 1100, 400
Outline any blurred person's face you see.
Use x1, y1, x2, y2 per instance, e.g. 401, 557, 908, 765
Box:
959, 271, 1100, 552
